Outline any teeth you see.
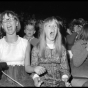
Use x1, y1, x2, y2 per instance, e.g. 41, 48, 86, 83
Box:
7, 26, 11, 28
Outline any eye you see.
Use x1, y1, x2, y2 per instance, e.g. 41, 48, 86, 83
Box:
48, 25, 51, 28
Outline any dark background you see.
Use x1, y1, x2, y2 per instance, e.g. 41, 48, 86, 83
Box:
0, 1, 88, 19
0, 1, 88, 36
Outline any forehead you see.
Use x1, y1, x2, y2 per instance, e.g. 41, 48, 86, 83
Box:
3, 13, 14, 20
45, 20, 57, 26
26, 25, 34, 29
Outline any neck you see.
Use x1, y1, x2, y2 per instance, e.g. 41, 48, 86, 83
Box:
25, 35, 34, 40
46, 38, 54, 44
5, 33, 18, 43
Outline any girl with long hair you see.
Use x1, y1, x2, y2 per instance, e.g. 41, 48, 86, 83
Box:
25, 16, 71, 87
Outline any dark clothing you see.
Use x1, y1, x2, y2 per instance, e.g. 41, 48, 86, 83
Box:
30, 37, 39, 47
71, 40, 88, 67
0, 65, 34, 87
71, 40, 88, 80
0, 62, 8, 71
66, 32, 77, 50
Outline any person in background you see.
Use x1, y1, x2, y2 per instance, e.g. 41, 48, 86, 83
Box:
24, 16, 71, 87
0, 10, 34, 87
66, 18, 85, 59
24, 18, 39, 47
71, 23, 88, 87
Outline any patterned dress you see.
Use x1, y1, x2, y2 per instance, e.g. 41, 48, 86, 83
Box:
31, 45, 70, 87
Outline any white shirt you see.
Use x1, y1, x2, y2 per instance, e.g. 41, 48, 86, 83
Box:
0, 36, 28, 66
47, 43, 55, 49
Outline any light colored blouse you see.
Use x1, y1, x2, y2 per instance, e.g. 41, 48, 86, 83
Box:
0, 36, 28, 66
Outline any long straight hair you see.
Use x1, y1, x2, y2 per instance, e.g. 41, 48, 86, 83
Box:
37, 16, 63, 58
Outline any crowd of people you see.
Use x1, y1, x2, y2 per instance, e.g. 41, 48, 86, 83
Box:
0, 10, 88, 87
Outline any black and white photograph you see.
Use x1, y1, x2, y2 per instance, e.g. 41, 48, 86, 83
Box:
0, 1, 88, 87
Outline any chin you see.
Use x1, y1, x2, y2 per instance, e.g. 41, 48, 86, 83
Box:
50, 38, 55, 41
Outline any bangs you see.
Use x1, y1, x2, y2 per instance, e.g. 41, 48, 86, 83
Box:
1, 10, 19, 22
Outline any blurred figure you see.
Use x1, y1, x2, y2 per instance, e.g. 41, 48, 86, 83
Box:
24, 18, 39, 47
66, 18, 85, 59
71, 23, 88, 87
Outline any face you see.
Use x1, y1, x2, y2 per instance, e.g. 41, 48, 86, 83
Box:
25, 24, 35, 37
2, 13, 17, 35
74, 25, 82, 33
44, 20, 58, 41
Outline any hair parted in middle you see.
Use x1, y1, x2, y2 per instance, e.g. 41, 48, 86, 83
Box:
37, 16, 63, 58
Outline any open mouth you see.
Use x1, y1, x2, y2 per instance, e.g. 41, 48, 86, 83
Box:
7, 26, 12, 30
50, 32, 55, 37
28, 33, 32, 35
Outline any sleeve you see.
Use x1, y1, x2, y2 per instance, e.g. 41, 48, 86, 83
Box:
71, 40, 88, 67
60, 46, 70, 78
66, 32, 77, 45
31, 46, 39, 67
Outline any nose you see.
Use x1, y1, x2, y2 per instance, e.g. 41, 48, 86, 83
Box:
7, 23, 10, 26
51, 26, 55, 32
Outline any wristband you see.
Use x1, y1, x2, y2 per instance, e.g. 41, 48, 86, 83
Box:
32, 74, 39, 80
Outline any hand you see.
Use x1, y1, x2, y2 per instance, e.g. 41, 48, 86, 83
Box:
62, 74, 68, 82
34, 66, 46, 75
33, 76, 43, 87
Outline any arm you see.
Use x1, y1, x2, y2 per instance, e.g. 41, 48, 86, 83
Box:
60, 46, 70, 80
25, 42, 46, 75
71, 40, 88, 67
24, 45, 43, 87
24, 41, 35, 73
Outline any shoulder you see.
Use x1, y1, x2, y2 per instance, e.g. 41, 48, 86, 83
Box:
20, 36, 28, 42
19, 36, 28, 44
0, 37, 5, 45
72, 40, 86, 50
19, 36, 29, 48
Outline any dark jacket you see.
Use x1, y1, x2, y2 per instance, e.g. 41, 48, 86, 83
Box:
66, 32, 77, 50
